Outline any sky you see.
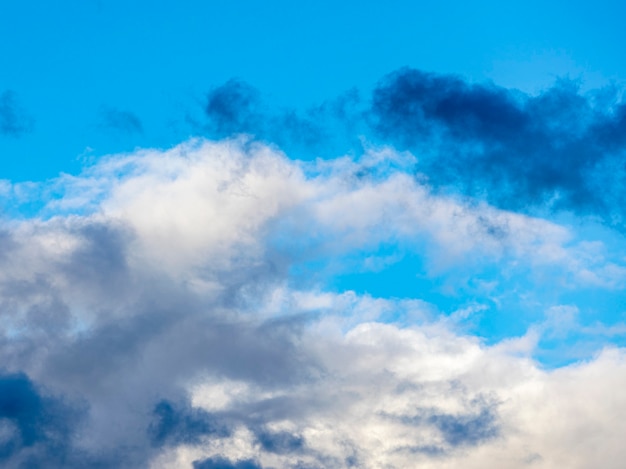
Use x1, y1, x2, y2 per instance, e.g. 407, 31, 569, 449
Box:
1, 1, 626, 468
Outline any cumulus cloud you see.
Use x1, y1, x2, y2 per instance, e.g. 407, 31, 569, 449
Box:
204, 80, 264, 137
0, 138, 625, 467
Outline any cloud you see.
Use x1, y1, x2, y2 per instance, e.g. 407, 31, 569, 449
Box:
0, 139, 625, 467
98, 107, 143, 135
192, 456, 263, 469
149, 400, 230, 447
395, 397, 500, 448
0, 372, 97, 468
0, 91, 34, 137
370, 68, 626, 225
200, 80, 365, 159
254, 429, 305, 455
163, 320, 626, 469
197, 69, 626, 229
204, 80, 264, 137
31, 137, 618, 288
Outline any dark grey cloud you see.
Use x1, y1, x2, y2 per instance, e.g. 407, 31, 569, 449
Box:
199, 69, 626, 229
428, 407, 499, 446
254, 428, 305, 455
1, 134, 624, 467
0, 230, 17, 263
394, 395, 500, 449
0, 91, 34, 137
61, 222, 133, 301
192, 456, 263, 469
371, 68, 530, 145
99, 107, 143, 135
0, 372, 114, 469
371, 68, 626, 225
149, 400, 230, 447
0, 214, 322, 467
403, 445, 447, 456
202, 79, 365, 159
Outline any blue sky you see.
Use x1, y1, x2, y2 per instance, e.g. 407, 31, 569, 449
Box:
1, 2, 626, 468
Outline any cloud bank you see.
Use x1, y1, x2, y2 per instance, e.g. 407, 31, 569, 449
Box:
99, 107, 144, 135
0, 138, 625, 467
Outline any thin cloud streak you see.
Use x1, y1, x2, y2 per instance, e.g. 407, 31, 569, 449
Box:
198, 69, 626, 229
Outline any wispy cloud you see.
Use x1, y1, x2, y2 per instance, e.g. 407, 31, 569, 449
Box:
98, 106, 143, 135
0, 139, 625, 467
196, 70, 626, 229
0, 90, 34, 137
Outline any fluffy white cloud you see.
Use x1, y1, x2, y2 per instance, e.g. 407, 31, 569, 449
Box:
156, 315, 626, 469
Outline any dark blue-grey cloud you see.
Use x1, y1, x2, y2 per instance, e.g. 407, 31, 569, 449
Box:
149, 400, 229, 447
0, 91, 34, 137
371, 68, 529, 145
0, 372, 90, 468
205, 79, 263, 137
202, 79, 365, 159
98, 107, 143, 135
371, 68, 626, 224
428, 407, 499, 446
254, 428, 305, 455
199, 69, 626, 229
192, 456, 263, 469
395, 396, 500, 449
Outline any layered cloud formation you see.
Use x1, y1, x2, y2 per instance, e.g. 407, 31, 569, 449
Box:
0, 91, 33, 138
2, 69, 626, 467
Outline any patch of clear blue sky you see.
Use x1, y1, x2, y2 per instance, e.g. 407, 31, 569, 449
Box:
327, 241, 626, 367
1, 0, 625, 181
